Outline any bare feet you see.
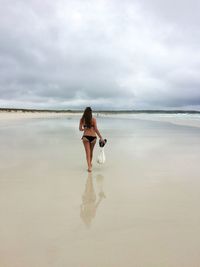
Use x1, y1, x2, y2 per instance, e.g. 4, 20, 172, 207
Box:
87, 164, 92, 172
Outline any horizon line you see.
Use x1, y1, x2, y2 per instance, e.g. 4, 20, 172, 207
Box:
1, 107, 200, 113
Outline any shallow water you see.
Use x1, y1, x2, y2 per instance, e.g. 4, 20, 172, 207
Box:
0, 115, 200, 267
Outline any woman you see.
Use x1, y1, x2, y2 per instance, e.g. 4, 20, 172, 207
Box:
79, 107, 104, 172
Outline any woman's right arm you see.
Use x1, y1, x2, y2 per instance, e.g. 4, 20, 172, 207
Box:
93, 118, 103, 140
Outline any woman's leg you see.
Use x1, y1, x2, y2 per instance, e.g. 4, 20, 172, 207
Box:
82, 138, 92, 171
90, 139, 96, 165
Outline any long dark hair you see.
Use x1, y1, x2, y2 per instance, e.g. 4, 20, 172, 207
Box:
81, 107, 92, 128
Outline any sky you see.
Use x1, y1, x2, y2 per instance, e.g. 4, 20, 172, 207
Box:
0, 0, 200, 110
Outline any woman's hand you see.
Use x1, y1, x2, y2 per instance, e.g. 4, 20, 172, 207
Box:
100, 137, 105, 144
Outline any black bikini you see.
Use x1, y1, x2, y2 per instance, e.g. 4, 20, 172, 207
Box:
82, 135, 97, 143
82, 123, 97, 143
83, 124, 94, 128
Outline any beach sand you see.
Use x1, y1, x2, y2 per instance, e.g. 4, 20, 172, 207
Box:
0, 113, 200, 267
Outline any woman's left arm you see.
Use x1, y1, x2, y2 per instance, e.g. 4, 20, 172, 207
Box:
79, 119, 84, 131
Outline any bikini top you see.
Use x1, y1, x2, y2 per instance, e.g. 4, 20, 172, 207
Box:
83, 118, 95, 129
84, 124, 94, 129
83, 120, 94, 129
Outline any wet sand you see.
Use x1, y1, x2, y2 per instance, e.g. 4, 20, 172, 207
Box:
0, 114, 200, 267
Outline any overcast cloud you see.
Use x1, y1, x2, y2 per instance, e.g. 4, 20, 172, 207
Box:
0, 0, 200, 110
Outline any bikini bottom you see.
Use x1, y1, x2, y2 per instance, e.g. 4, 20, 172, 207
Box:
82, 135, 97, 143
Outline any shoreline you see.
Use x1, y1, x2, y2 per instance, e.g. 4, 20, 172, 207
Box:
106, 113, 200, 129
0, 111, 200, 129
0, 111, 82, 120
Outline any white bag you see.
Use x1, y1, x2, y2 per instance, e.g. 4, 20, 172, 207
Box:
97, 147, 106, 164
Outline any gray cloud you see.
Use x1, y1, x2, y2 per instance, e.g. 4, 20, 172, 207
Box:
0, 0, 200, 109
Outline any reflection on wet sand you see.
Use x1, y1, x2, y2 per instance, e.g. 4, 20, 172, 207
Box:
80, 173, 106, 228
